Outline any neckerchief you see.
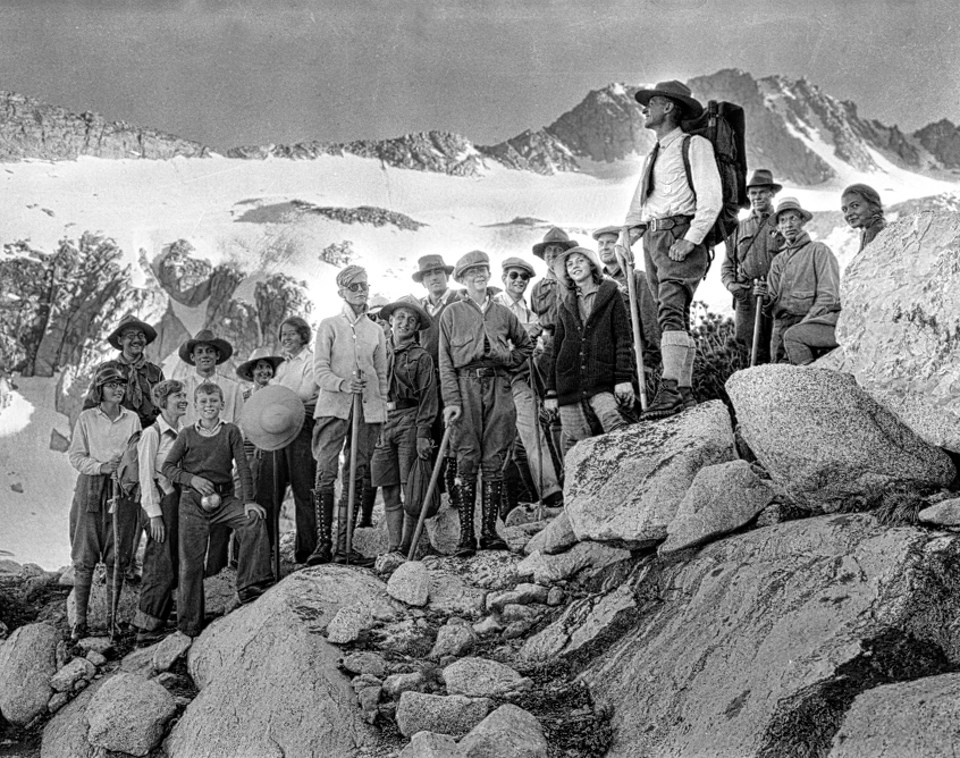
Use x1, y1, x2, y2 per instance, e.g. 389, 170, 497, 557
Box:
117, 352, 147, 411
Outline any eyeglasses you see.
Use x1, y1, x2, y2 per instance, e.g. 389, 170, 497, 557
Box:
507, 272, 530, 281
344, 282, 369, 293
102, 381, 124, 390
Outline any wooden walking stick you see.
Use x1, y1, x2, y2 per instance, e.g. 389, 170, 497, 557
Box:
619, 226, 648, 411
108, 473, 121, 641
345, 369, 363, 566
750, 277, 764, 367
272, 449, 281, 582
406, 425, 453, 561
529, 356, 546, 522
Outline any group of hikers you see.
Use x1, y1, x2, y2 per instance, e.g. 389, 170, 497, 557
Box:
65, 80, 887, 645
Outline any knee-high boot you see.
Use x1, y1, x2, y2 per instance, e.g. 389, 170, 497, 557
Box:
455, 477, 478, 558
480, 480, 508, 551
305, 490, 334, 565
359, 485, 377, 528
72, 567, 93, 640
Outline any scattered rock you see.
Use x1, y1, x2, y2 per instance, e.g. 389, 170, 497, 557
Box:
566, 401, 737, 545
429, 622, 478, 660
375, 551, 406, 575
388, 561, 431, 606
918, 498, 960, 526
829, 673, 960, 757
342, 651, 388, 678
382, 671, 425, 699
486, 583, 549, 612
395, 691, 493, 738
524, 510, 577, 555
501, 524, 534, 552
516, 542, 631, 585
84, 650, 107, 668
86, 673, 177, 756
727, 366, 955, 512
152, 630, 192, 672
55, 640, 69, 670
352, 673, 383, 724
755, 500, 814, 527
77, 637, 113, 656
46, 691, 70, 714
120, 645, 159, 677
473, 616, 503, 636
426, 565, 487, 617
458, 703, 548, 758
442, 657, 532, 699
399, 730, 464, 758
660, 460, 776, 554
39, 679, 104, 758
546, 587, 565, 606
50, 656, 96, 692
0, 622, 58, 725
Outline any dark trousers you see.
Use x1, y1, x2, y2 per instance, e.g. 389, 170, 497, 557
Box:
733, 290, 773, 364
256, 415, 317, 562
178, 489, 272, 637
452, 371, 516, 482
643, 221, 709, 333
134, 488, 179, 632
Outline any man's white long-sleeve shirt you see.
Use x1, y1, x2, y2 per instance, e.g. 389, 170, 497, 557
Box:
624, 127, 722, 246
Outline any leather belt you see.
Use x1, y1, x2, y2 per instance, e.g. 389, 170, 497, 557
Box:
392, 399, 418, 410
647, 215, 693, 232
461, 367, 503, 379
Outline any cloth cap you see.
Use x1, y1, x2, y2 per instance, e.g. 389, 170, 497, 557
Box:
591, 225, 622, 241
773, 197, 813, 224
336, 265, 368, 288
501, 256, 536, 278
532, 227, 578, 259
552, 246, 603, 289
633, 80, 704, 120
842, 183, 882, 209
236, 348, 285, 383
178, 329, 234, 365
240, 385, 305, 452
94, 365, 126, 387
107, 315, 158, 351
412, 254, 454, 283
379, 295, 433, 330
453, 250, 491, 281
746, 169, 783, 193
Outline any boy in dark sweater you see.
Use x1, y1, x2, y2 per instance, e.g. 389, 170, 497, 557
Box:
162, 382, 272, 637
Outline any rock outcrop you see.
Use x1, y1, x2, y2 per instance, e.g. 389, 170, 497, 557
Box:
0, 622, 58, 725
728, 365, 955, 511
832, 211, 960, 452
584, 514, 960, 757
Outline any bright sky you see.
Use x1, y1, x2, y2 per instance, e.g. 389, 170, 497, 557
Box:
0, 0, 956, 150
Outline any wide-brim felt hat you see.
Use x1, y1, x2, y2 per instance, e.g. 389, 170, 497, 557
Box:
634, 80, 704, 120
746, 169, 783, 193
240, 385, 305, 452
501, 256, 536, 278
178, 329, 234, 365
532, 227, 578, 259
453, 250, 491, 281
552, 246, 603, 289
379, 295, 434, 330
107, 315, 158, 351
591, 225, 622, 241
773, 197, 813, 224
412, 254, 455, 283
236, 348, 285, 383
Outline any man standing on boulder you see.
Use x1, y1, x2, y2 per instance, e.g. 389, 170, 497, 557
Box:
624, 81, 721, 418
439, 251, 534, 557
306, 264, 389, 567
721, 170, 784, 364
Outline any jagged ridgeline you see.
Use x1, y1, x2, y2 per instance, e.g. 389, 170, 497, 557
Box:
3, 69, 960, 183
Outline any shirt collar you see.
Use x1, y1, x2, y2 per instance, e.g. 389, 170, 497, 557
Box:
659, 127, 684, 148
94, 405, 132, 423
340, 303, 366, 325
194, 418, 224, 435
157, 415, 181, 436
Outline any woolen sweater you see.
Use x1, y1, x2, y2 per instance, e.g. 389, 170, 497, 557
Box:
543, 278, 635, 407
162, 423, 253, 503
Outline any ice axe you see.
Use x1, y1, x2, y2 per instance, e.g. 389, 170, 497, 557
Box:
345, 369, 363, 566
406, 424, 453, 561
107, 474, 121, 641
751, 277, 764, 367
618, 226, 648, 411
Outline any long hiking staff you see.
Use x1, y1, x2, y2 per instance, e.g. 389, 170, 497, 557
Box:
750, 278, 764, 367
406, 424, 453, 561
108, 474, 121, 641
529, 357, 545, 522
345, 371, 363, 566
272, 449, 281, 582
619, 226, 648, 411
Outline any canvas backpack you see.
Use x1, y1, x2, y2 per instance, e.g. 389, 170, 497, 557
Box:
680, 100, 749, 255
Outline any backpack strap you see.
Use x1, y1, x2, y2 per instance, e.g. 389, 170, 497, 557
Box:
681, 135, 697, 203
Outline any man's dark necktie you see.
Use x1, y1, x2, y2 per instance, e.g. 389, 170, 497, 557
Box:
641, 142, 660, 200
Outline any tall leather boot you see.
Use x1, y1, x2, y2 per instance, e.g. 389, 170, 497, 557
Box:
358, 485, 377, 528
72, 567, 93, 641
443, 457, 459, 508
454, 477, 478, 558
501, 467, 521, 521
643, 332, 686, 420
305, 491, 334, 566
333, 482, 375, 567
480, 480, 508, 551
679, 333, 698, 410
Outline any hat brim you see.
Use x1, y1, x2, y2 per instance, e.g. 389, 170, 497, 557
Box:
747, 182, 784, 193
236, 355, 285, 383
107, 319, 158, 351
774, 207, 813, 224
412, 265, 454, 283
551, 248, 602, 288
532, 239, 578, 260
179, 337, 234, 365
378, 300, 433, 330
634, 88, 704, 120
240, 385, 305, 452
591, 226, 622, 241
